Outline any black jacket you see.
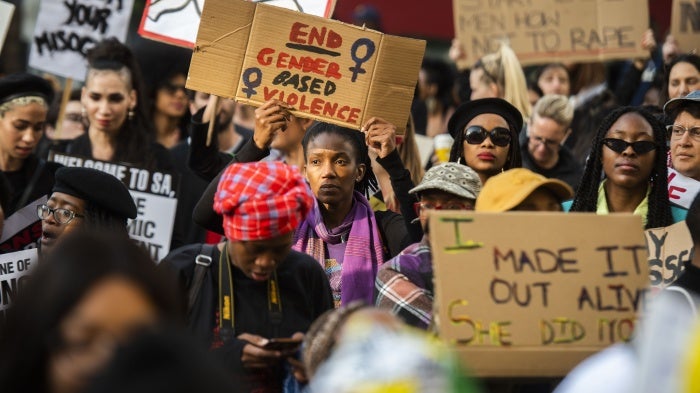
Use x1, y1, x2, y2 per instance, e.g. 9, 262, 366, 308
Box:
161, 244, 333, 389
521, 142, 584, 192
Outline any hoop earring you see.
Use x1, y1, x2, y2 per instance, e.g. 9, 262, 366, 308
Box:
128, 109, 134, 120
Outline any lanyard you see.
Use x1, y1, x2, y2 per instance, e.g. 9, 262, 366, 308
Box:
218, 243, 283, 342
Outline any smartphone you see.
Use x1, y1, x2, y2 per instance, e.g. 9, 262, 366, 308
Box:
260, 337, 302, 351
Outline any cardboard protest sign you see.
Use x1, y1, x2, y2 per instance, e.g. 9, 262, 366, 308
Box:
0, 196, 47, 254
0, 249, 39, 313
0, 1, 14, 54
668, 168, 700, 210
138, 0, 337, 48
48, 152, 179, 261
28, 0, 135, 81
186, 0, 425, 133
430, 212, 648, 377
452, 0, 648, 67
645, 220, 694, 289
671, 0, 700, 53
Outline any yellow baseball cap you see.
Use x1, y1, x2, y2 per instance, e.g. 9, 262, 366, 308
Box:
475, 168, 574, 212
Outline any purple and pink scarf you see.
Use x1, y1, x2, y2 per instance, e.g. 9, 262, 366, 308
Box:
293, 191, 385, 305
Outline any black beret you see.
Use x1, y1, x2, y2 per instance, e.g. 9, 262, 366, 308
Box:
447, 98, 524, 139
52, 167, 137, 219
0, 73, 55, 106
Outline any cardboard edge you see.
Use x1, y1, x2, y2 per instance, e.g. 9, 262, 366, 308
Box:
363, 34, 425, 134
186, 0, 256, 97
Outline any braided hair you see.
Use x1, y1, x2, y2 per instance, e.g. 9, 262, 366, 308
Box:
301, 300, 366, 379
448, 115, 522, 170
302, 122, 379, 199
570, 106, 673, 229
82, 201, 130, 235
85, 38, 158, 170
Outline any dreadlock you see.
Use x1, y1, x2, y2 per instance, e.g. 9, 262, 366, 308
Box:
82, 201, 130, 235
448, 117, 522, 170
302, 122, 379, 199
570, 106, 673, 229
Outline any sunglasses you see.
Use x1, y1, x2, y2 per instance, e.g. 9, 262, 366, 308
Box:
161, 82, 187, 95
464, 126, 512, 147
601, 138, 657, 154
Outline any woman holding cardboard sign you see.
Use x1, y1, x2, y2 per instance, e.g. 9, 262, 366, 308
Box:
61, 38, 174, 173
565, 106, 684, 228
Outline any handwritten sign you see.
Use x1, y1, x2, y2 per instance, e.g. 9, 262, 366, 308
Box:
671, 0, 700, 60
645, 220, 694, 289
0, 196, 47, 254
452, 0, 648, 67
48, 152, 179, 261
668, 168, 700, 210
0, 249, 39, 314
28, 0, 134, 81
186, 0, 425, 133
430, 212, 648, 377
0, 1, 14, 54
138, 0, 337, 48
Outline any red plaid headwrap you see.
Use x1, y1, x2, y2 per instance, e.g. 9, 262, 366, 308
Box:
214, 162, 314, 241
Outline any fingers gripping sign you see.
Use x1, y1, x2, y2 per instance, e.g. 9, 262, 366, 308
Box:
362, 116, 398, 159
253, 99, 295, 150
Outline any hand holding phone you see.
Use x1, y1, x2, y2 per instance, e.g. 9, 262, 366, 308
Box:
260, 337, 302, 351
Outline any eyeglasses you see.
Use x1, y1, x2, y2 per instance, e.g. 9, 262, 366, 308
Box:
601, 138, 657, 154
463, 126, 512, 147
667, 125, 700, 141
37, 204, 84, 225
413, 201, 474, 216
161, 82, 187, 95
529, 134, 561, 150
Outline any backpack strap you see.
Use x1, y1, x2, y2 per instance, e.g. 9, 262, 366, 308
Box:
187, 244, 216, 315
16, 158, 46, 210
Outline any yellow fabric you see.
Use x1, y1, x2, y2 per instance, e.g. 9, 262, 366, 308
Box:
596, 180, 649, 226
369, 194, 387, 212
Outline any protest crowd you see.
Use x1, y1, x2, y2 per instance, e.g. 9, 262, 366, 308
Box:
1, 0, 700, 392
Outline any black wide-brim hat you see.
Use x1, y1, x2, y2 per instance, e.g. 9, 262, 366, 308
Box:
0, 73, 55, 105
447, 98, 524, 139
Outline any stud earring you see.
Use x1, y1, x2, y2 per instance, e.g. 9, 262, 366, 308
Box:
128, 109, 134, 120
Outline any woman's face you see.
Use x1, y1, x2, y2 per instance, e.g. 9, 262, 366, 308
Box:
469, 68, 498, 100
668, 61, 700, 99
601, 112, 656, 190
0, 102, 47, 167
49, 276, 158, 393
304, 132, 365, 208
462, 113, 511, 179
538, 66, 570, 96
155, 74, 188, 118
670, 110, 700, 180
82, 71, 136, 135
